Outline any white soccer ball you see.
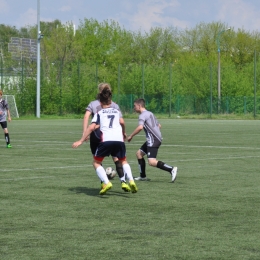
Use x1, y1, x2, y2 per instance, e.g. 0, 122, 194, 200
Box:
105, 167, 117, 180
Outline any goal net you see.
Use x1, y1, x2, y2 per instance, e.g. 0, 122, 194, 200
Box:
3, 95, 19, 118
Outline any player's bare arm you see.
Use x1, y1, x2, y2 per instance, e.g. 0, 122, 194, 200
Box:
119, 118, 127, 140
7, 109, 11, 122
82, 110, 91, 141
72, 123, 96, 148
127, 125, 143, 142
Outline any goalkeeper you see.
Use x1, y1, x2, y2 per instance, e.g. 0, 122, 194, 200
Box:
0, 90, 12, 148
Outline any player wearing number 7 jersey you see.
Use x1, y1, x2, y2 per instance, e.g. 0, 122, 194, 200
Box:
84, 83, 131, 192
72, 86, 138, 195
127, 98, 178, 183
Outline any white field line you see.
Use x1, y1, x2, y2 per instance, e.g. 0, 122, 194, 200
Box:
8, 142, 260, 151
1, 165, 91, 173
174, 155, 260, 162
2, 176, 56, 181
1, 154, 259, 181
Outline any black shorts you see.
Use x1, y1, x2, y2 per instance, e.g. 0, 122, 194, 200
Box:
94, 141, 126, 162
90, 141, 99, 155
140, 142, 161, 159
0, 121, 7, 129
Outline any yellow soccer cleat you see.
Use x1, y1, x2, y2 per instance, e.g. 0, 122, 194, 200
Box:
129, 180, 138, 193
121, 182, 131, 192
99, 182, 112, 195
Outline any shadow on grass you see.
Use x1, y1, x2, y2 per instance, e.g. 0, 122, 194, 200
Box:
68, 187, 131, 198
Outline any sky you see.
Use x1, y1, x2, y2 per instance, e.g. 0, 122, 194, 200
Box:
1, 0, 260, 33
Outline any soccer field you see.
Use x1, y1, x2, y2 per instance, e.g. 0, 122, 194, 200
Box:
1, 119, 260, 260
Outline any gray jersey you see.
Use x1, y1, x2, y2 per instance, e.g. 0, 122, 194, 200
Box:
86, 100, 122, 118
138, 110, 162, 147
0, 99, 8, 122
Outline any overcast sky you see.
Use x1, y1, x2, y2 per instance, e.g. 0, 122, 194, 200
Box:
1, 0, 260, 32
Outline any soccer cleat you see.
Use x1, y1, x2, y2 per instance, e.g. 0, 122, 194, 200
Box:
99, 182, 112, 195
121, 182, 131, 192
134, 176, 149, 181
171, 167, 178, 183
129, 180, 138, 193
6, 144, 12, 148
101, 182, 105, 189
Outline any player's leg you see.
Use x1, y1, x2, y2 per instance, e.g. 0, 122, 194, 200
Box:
114, 142, 138, 193
1, 122, 11, 148
147, 147, 178, 183
134, 143, 148, 180
110, 143, 131, 192
93, 143, 113, 194
121, 160, 138, 193
112, 157, 131, 192
90, 140, 104, 186
112, 157, 125, 179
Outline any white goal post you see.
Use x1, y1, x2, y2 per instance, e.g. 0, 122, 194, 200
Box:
3, 95, 19, 118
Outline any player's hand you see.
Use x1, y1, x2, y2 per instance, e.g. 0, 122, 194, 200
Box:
127, 135, 132, 142
8, 117, 11, 122
72, 140, 83, 148
123, 132, 127, 140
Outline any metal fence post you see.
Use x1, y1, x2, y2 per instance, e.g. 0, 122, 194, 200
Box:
169, 63, 172, 117
59, 60, 63, 116
254, 50, 257, 118
77, 60, 80, 114
142, 64, 144, 99
210, 63, 212, 117
118, 64, 120, 105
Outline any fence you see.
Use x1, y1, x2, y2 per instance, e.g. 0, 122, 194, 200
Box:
0, 59, 259, 117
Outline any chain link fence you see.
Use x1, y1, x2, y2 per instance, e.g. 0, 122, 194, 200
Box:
0, 58, 259, 117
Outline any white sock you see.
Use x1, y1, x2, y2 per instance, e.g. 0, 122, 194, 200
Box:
96, 166, 109, 184
120, 175, 126, 182
123, 163, 134, 181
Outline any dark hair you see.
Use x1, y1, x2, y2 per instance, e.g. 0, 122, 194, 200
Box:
134, 98, 145, 108
99, 86, 112, 105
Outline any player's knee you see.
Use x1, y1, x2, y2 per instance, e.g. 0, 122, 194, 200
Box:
136, 150, 142, 159
148, 159, 157, 167
113, 157, 118, 163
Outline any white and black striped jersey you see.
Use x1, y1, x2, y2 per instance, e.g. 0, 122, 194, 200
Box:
138, 110, 162, 147
0, 99, 8, 122
91, 107, 123, 142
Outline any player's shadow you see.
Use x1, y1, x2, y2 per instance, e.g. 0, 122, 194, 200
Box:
69, 187, 131, 198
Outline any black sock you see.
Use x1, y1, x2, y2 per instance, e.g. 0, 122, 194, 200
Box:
138, 158, 146, 178
5, 133, 10, 145
114, 161, 124, 178
157, 161, 173, 173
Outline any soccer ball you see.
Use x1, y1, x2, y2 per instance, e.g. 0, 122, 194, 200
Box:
105, 167, 117, 180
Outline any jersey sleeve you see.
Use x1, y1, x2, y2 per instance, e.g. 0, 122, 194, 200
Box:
86, 102, 93, 112
91, 113, 100, 125
138, 113, 146, 125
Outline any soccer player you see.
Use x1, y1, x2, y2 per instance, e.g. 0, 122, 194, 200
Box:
82, 83, 131, 192
127, 98, 178, 182
0, 90, 12, 148
72, 86, 138, 195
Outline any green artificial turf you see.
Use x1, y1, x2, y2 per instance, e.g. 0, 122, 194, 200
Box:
1, 119, 259, 260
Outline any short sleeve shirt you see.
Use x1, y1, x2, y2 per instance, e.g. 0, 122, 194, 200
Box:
138, 110, 162, 147
86, 100, 122, 142
0, 99, 8, 122
91, 107, 123, 142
